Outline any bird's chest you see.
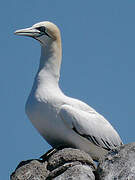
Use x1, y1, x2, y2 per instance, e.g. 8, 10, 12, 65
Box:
25, 89, 63, 135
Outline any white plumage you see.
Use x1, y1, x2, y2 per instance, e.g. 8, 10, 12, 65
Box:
15, 21, 123, 161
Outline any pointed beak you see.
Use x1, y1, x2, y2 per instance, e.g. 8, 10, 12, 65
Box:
14, 27, 40, 37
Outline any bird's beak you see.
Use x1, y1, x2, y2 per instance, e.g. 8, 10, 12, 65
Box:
14, 27, 40, 38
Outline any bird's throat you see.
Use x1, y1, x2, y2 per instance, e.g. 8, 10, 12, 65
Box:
37, 41, 62, 85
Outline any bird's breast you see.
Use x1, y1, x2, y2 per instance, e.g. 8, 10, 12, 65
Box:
25, 88, 66, 143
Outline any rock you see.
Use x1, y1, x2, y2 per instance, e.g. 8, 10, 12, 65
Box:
11, 148, 96, 180
10, 160, 49, 180
11, 143, 135, 179
97, 142, 135, 179
53, 164, 95, 180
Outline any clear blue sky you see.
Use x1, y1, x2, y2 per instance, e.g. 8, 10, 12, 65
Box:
1, 1, 135, 179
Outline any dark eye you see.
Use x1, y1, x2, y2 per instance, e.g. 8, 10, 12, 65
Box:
36, 26, 51, 38
36, 26, 46, 33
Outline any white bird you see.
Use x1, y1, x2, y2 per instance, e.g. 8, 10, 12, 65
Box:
15, 21, 123, 161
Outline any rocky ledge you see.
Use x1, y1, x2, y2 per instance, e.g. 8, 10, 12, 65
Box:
11, 143, 135, 180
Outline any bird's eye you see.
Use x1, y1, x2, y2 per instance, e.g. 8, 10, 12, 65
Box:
36, 26, 51, 38
36, 26, 46, 33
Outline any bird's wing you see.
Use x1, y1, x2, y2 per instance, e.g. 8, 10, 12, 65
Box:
59, 104, 123, 150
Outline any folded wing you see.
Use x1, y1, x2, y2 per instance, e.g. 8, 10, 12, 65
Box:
59, 104, 123, 150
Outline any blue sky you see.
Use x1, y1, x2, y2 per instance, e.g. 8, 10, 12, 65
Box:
1, 1, 135, 179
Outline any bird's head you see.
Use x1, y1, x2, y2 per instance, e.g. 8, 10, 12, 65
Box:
14, 21, 61, 46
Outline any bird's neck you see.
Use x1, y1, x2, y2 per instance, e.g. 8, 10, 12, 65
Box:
36, 40, 62, 85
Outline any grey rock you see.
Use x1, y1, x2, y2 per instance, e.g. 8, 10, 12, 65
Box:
97, 142, 135, 180
11, 148, 96, 180
54, 164, 95, 180
10, 160, 49, 180
47, 148, 96, 171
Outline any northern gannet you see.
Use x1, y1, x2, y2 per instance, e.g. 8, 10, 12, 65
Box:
15, 21, 123, 161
